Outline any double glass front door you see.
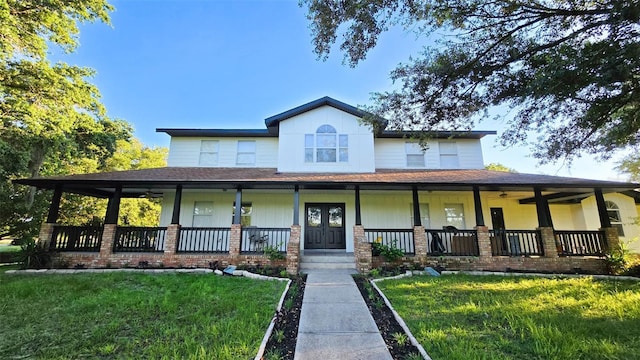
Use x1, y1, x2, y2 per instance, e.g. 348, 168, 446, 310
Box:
304, 203, 345, 249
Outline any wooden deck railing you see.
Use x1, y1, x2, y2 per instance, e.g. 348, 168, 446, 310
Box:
51, 226, 103, 252
177, 227, 230, 253
113, 227, 167, 253
364, 229, 415, 255
555, 230, 606, 256
426, 229, 479, 256
241, 227, 290, 253
489, 230, 543, 256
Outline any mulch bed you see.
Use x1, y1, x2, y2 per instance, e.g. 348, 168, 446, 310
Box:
353, 274, 423, 359
263, 274, 306, 360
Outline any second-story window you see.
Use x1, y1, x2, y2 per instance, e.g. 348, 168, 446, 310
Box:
236, 140, 256, 166
199, 140, 219, 166
439, 141, 459, 168
406, 142, 425, 167
305, 124, 348, 163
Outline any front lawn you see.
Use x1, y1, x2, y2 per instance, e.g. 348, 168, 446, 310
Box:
0, 272, 286, 359
377, 274, 640, 360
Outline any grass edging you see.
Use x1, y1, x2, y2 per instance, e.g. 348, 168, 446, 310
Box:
255, 278, 292, 360
372, 272, 432, 360
442, 270, 640, 281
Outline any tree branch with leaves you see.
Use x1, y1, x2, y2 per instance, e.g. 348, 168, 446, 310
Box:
302, 0, 640, 162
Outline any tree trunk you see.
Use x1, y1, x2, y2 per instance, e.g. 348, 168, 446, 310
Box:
25, 144, 46, 209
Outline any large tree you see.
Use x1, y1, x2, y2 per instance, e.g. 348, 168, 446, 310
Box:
0, 1, 146, 239
302, 0, 640, 162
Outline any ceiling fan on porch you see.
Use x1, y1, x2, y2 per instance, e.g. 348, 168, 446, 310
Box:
499, 191, 508, 198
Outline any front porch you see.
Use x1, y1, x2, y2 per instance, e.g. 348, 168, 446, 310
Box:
41, 221, 616, 274
21, 167, 636, 274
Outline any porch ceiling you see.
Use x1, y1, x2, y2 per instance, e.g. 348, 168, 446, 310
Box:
13, 167, 639, 198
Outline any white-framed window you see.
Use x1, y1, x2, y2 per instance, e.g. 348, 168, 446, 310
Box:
236, 140, 256, 166
405, 142, 425, 167
439, 141, 459, 168
232, 202, 252, 226
199, 140, 219, 166
304, 124, 348, 163
606, 200, 625, 236
444, 203, 465, 229
410, 203, 431, 227
192, 201, 214, 227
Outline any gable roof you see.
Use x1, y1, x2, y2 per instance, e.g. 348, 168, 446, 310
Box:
264, 96, 371, 129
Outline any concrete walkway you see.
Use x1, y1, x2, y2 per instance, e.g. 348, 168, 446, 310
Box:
294, 269, 393, 360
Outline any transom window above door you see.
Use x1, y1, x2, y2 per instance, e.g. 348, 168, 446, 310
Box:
305, 124, 348, 163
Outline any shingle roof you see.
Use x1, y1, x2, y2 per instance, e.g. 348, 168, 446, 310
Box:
13, 167, 638, 192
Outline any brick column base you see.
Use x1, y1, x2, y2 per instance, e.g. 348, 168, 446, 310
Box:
100, 224, 118, 258
38, 223, 55, 249
600, 227, 620, 252
475, 226, 492, 259
286, 225, 301, 275
164, 224, 180, 255
354, 225, 372, 274
229, 224, 242, 258
538, 227, 558, 258
413, 225, 427, 260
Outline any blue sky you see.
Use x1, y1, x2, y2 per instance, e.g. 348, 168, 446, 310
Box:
55, 0, 627, 181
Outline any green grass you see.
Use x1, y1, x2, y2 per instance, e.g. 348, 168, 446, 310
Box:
0, 272, 286, 359
0, 245, 20, 253
377, 274, 640, 360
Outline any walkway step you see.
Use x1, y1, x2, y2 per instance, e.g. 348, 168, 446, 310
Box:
300, 253, 356, 270
294, 269, 392, 360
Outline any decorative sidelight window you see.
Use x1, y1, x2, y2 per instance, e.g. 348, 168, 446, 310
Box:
305, 124, 348, 163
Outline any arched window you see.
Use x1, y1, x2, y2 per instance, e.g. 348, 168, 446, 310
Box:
606, 200, 625, 236
305, 125, 348, 163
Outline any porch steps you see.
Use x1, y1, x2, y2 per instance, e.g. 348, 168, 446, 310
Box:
299, 250, 356, 270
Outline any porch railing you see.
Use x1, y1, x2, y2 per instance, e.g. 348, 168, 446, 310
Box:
555, 230, 606, 257
178, 227, 230, 253
113, 227, 167, 253
51, 225, 103, 252
489, 230, 543, 256
241, 227, 290, 254
365, 229, 415, 255
426, 229, 479, 256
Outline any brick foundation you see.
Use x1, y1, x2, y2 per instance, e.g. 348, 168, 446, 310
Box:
372, 255, 606, 274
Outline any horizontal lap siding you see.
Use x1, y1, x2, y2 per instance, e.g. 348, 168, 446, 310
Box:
160, 191, 292, 228
167, 137, 278, 167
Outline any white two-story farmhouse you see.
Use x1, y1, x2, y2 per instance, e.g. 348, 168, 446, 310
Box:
17, 97, 640, 273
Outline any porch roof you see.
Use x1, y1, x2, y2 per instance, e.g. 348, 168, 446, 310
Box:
13, 167, 639, 198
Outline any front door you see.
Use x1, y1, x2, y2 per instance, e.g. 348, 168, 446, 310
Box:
305, 203, 346, 249
490, 207, 508, 254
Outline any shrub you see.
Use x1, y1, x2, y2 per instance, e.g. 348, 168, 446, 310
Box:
371, 240, 404, 262
17, 240, 51, 269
